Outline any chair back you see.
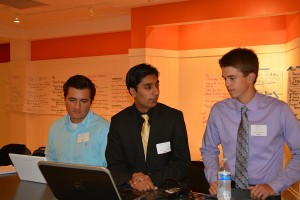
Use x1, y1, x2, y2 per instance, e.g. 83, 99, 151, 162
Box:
0, 144, 31, 166
189, 160, 210, 194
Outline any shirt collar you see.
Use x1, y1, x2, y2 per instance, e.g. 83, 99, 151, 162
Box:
65, 110, 92, 128
134, 105, 154, 126
232, 92, 260, 113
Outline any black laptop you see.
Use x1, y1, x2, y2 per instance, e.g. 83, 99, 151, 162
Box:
38, 161, 147, 200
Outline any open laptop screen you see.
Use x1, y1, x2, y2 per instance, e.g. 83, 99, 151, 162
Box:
9, 153, 47, 183
38, 161, 147, 200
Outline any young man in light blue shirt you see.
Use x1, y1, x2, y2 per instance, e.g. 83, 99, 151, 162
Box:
45, 75, 109, 166
201, 48, 300, 200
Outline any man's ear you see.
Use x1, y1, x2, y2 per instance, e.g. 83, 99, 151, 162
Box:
129, 88, 137, 97
248, 73, 256, 84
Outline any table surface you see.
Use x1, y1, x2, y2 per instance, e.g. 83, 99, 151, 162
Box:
0, 173, 252, 200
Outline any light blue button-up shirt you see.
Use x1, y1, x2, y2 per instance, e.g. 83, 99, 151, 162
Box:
200, 92, 300, 194
45, 110, 110, 166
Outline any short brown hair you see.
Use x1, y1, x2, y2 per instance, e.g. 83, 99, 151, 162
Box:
219, 48, 259, 83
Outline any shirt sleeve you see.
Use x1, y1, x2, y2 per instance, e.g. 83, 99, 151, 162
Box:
268, 104, 300, 194
98, 122, 109, 167
200, 106, 221, 184
45, 126, 57, 162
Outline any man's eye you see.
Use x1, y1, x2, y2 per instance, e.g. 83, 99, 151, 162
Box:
144, 85, 151, 90
69, 99, 75, 102
81, 100, 88, 103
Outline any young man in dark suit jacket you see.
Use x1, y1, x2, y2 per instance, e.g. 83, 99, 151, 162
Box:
105, 63, 191, 191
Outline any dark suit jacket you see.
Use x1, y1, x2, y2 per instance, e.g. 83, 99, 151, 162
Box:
105, 103, 191, 187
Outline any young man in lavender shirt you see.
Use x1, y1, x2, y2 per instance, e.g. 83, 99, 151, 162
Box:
201, 48, 300, 200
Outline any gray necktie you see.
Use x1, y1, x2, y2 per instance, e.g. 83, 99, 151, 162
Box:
235, 106, 249, 188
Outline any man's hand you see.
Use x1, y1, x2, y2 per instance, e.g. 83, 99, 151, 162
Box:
248, 184, 275, 200
209, 181, 218, 195
129, 172, 158, 191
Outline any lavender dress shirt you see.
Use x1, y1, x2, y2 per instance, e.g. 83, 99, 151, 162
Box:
200, 92, 300, 194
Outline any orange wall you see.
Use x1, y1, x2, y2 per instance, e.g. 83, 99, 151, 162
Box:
179, 15, 287, 50
131, 0, 300, 48
146, 26, 179, 50
286, 13, 300, 42
141, 15, 287, 50
133, 0, 300, 26
29, 15, 290, 58
0, 43, 10, 63
21, 0, 300, 60
31, 31, 131, 60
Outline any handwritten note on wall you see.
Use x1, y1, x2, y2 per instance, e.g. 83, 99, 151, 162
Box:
6, 74, 131, 119
255, 69, 283, 97
287, 68, 300, 121
201, 74, 229, 123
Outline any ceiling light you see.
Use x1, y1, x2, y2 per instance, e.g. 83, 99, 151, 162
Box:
14, 13, 20, 23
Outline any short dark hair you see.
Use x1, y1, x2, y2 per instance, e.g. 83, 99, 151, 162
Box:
63, 75, 96, 102
219, 48, 259, 83
126, 63, 159, 91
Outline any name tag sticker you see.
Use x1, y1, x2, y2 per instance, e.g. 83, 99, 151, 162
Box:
251, 125, 267, 136
77, 132, 90, 143
156, 141, 171, 154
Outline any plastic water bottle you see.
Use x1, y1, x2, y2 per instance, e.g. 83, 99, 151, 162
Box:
217, 158, 231, 200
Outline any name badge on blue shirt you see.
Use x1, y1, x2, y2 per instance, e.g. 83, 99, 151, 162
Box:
77, 132, 90, 143
251, 125, 267, 136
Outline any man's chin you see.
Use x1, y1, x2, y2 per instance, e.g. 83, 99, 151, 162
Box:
151, 101, 158, 107
70, 115, 85, 123
228, 93, 235, 98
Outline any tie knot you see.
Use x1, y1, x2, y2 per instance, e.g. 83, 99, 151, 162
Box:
142, 114, 149, 122
241, 106, 248, 114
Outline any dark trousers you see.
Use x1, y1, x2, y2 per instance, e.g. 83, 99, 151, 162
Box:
266, 195, 281, 200
232, 181, 281, 200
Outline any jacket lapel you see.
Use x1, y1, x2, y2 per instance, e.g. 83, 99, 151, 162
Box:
147, 104, 162, 157
124, 105, 145, 160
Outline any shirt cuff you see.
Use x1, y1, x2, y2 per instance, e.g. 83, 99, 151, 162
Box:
268, 180, 283, 195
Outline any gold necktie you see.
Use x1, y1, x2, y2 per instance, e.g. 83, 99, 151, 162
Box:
141, 114, 150, 160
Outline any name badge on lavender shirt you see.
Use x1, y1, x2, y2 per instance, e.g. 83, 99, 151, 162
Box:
77, 132, 90, 143
251, 125, 267, 136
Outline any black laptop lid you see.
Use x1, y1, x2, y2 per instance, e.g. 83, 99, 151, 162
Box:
38, 161, 121, 200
